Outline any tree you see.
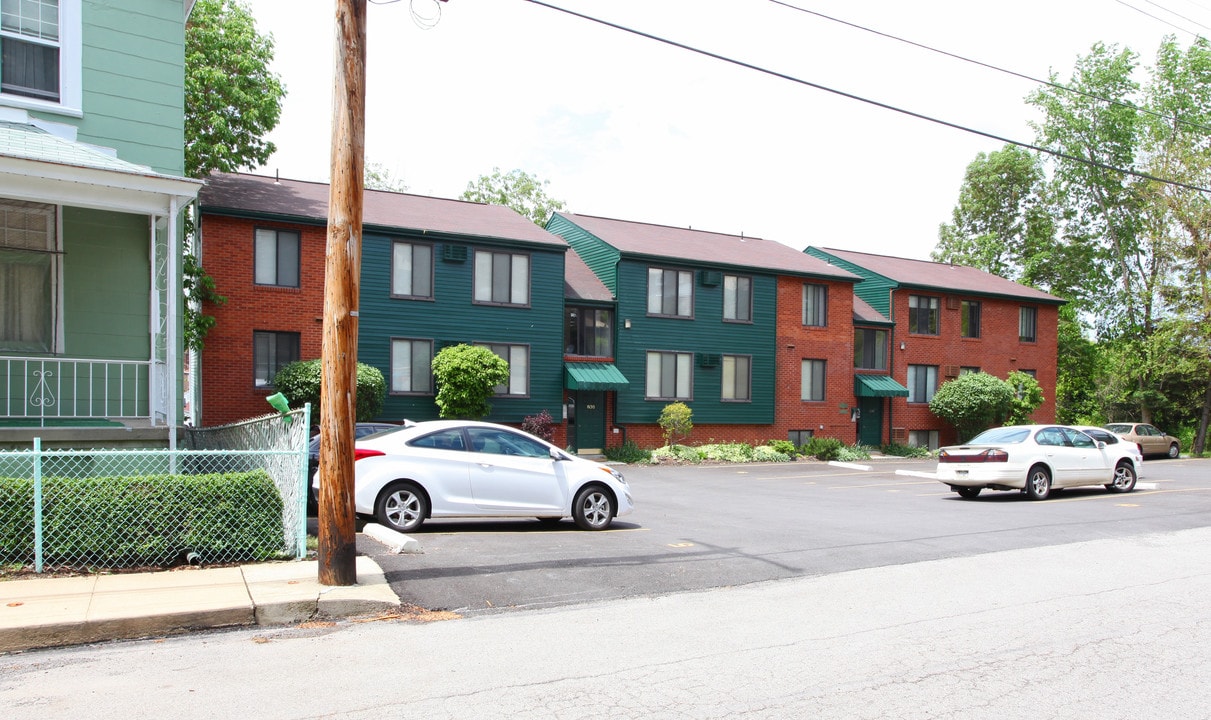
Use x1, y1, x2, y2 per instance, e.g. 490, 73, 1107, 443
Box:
658, 402, 693, 447
929, 372, 1014, 443
461, 168, 566, 226
183, 0, 286, 351
364, 161, 408, 192
431, 344, 510, 419
1005, 371, 1045, 425
272, 359, 386, 426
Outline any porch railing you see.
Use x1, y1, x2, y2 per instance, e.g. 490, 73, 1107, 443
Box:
0, 356, 155, 423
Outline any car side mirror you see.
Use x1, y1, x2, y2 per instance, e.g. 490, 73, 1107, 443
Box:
1096, 441, 1106, 449
549, 447, 571, 462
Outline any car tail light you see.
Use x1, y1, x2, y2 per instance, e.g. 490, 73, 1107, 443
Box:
939, 448, 1008, 463
1137, 443, 1144, 455
353, 448, 385, 462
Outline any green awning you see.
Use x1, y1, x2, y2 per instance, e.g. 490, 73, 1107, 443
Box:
855, 374, 909, 397
565, 363, 630, 391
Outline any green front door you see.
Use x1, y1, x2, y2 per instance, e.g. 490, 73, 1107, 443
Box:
574, 391, 606, 454
858, 396, 883, 446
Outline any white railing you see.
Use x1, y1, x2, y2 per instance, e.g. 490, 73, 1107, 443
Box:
1, 356, 153, 422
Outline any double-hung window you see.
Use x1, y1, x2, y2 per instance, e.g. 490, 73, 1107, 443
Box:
647, 268, 692, 317
803, 284, 827, 327
478, 342, 529, 396
0, 199, 57, 352
853, 328, 887, 370
391, 241, 433, 299
645, 351, 692, 400
907, 364, 938, 403
723, 274, 751, 322
391, 338, 433, 394
474, 250, 529, 306
1, 0, 80, 108
801, 359, 825, 401
253, 331, 299, 387
961, 300, 981, 338
908, 295, 939, 334
254, 228, 300, 288
1019, 306, 1037, 342
721, 354, 751, 401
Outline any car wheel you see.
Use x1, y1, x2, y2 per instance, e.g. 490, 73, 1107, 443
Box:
955, 486, 981, 499
1024, 465, 1052, 500
375, 481, 428, 533
1168, 443, 1180, 459
572, 484, 615, 531
1106, 461, 1138, 493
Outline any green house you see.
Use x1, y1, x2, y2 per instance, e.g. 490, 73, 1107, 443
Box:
0, 1, 201, 448
547, 212, 859, 440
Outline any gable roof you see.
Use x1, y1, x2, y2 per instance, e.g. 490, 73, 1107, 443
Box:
200, 172, 567, 248
565, 248, 614, 302
554, 212, 858, 281
815, 247, 1064, 304
853, 296, 891, 325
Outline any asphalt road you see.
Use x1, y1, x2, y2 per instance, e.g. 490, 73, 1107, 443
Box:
359, 456, 1211, 615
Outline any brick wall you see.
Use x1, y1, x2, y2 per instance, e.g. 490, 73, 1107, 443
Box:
197, 214, 327, 426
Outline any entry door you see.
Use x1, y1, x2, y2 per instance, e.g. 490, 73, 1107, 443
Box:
576, 391, 606, 453
858, 397, 883, 446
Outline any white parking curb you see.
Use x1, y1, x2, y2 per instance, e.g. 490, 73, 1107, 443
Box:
362, 523, 423, 554
828, 461, 872, 471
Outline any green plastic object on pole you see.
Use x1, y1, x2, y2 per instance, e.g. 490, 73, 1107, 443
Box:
266, 392, 292, 423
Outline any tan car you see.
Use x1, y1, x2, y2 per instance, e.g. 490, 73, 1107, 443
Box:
1104, 423, 1181, 459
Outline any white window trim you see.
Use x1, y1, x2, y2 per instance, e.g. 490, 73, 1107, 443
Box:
0, 0, 82, 117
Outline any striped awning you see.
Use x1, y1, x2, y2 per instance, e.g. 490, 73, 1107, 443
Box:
854, 374, 909, 397
565, 363, 629, 391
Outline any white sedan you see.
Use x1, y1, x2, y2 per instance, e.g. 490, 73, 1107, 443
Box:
935, 425, 1142, 500
313, 419, 634, 532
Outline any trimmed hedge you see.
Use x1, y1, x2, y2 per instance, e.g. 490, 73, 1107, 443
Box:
0, 470, 284, 568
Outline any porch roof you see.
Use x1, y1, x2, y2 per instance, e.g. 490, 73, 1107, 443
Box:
855, 374, 909, 397
0, 122, 200, 214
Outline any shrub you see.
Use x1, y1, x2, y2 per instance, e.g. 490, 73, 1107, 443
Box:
929, 372, 1014, 442
658, 402, 693, 446
521, 409, 555, 442
651, 444, 704, 464
836, 444, 872, 462
273, 358, 386, 425
699, 443, 754, 462
431, 344, 510, 419
766, 439, 797, 457
753, 445, 792, 462
880, 442, 932, 458
603, 440, 651, 464
802, 436, 844, 461
0, 471, 284, 568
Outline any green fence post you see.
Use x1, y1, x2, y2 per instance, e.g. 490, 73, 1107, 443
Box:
33, 437, 43, 573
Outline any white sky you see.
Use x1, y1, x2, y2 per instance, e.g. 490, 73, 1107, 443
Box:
244, 0, 1211, 260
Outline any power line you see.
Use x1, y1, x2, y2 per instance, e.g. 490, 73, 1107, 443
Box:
523, 0, 1211, 195
767, 0, 1211, 137
1116, 0, 1209, 34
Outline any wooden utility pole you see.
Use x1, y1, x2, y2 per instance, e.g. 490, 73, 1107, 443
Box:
318, 0, 367, 586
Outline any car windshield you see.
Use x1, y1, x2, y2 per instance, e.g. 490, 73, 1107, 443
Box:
966, 427, 1031, 444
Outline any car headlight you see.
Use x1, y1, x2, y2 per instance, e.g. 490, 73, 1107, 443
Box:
599, 465, 626, 484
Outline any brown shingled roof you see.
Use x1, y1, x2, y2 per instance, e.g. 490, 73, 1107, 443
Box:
565, 248, 613, 302
556, 212, 858, 281
820, 247, 1063, 303
200, 172, 567, 247
853, 296, 891, 324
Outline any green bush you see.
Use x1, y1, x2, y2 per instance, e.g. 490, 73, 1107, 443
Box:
651, 444, 704, 464
0, 471, 284, 568
699, 443, 755, 463
273, 358, 386, 425
658, 402, 693, 446
431, 344, 510, 419
603, 440, 651, 464
880, 442, 932, 458
766, 439, 798, 457
801, 436, 844, 461
752, 445, 792, 462
836, 444, 872, 462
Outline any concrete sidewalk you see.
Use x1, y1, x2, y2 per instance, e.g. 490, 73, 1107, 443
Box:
0, 555, 401, 654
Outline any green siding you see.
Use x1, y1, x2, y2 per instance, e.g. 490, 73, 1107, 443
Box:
357, 233, 567, 424
546, 214, 620, 294
613, 259, 776, 425
17, 1, 187, 175
62, 207, 150, 359
805, 247, 897, 318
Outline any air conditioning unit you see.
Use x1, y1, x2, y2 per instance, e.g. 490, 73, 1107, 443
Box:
441, 244, 467, 262
696, 352, 721, 368
946, 296, 961, 310
699, 270, 722, 287
944, 365, 960, 378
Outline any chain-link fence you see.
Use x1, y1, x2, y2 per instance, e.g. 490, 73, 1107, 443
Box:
0, 406, 310, 573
